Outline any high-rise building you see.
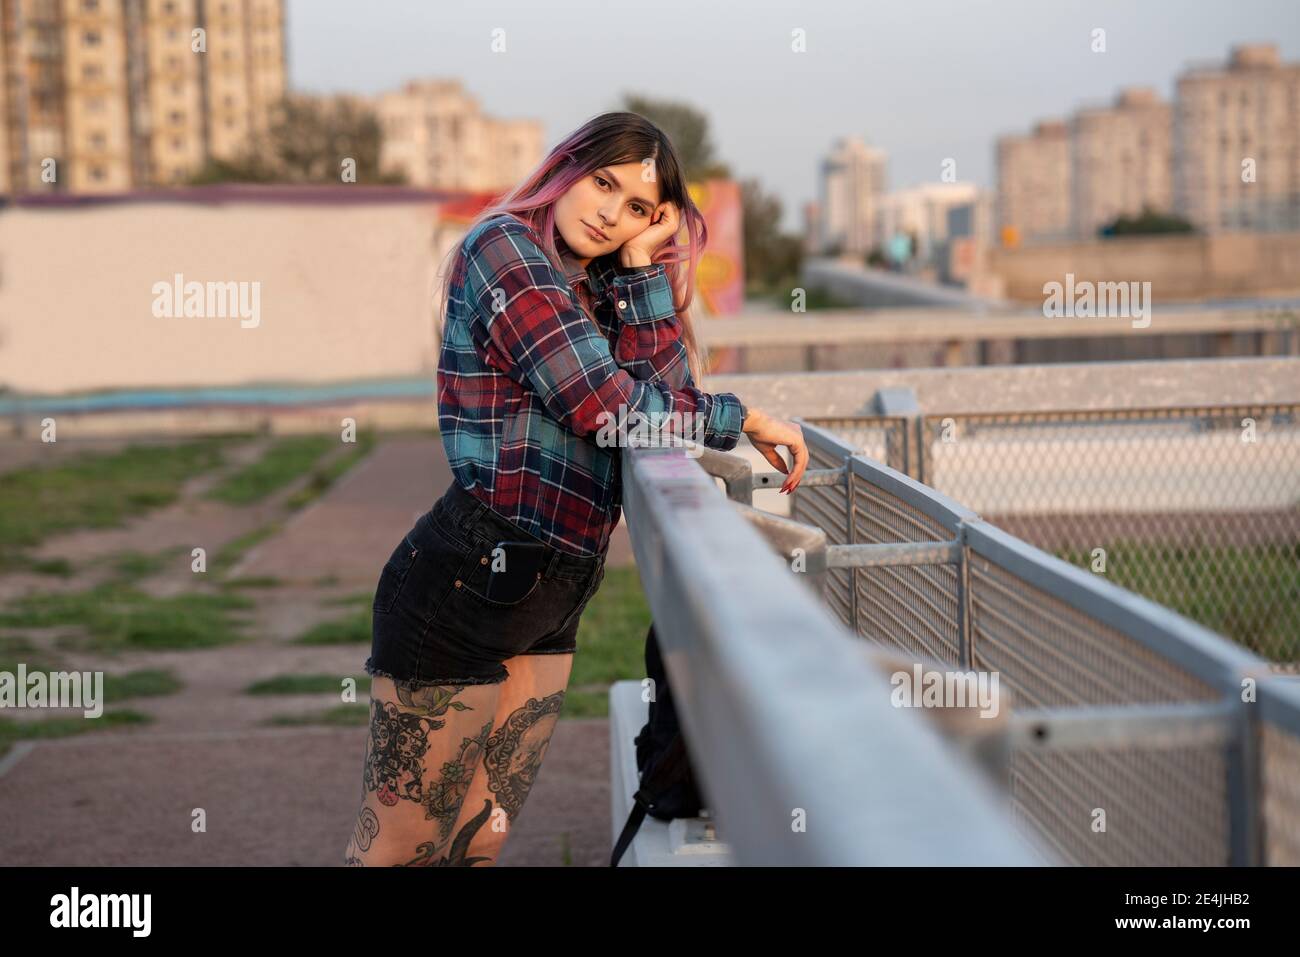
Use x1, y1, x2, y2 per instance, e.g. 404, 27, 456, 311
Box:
801, 199, 822, 255
874, 181, 981, 264
1070, 86, 1173, 239
374, 78, 543, 192
1174, 43, 1300, 232
0, 0, 286, 195
818, 135, 887, 255
995, 119, 1071, 245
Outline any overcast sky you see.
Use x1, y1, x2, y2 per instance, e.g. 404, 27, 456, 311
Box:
286, 0, 1299, 230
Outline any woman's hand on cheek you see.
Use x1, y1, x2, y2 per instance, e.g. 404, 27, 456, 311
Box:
618, 202, 680, 268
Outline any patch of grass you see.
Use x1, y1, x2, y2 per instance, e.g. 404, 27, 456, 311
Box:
211, 521, 283, 575
1056, 539, 1300, 662
0, 633, 62, 674
0, 709, 153, 758
245, 674, 370, 696
0, 583, 254, 652
284, 430, 379, 510
0, 437, 234, 570
262, 703, 369, 727
219, 575, 283, 591
103, 669, 183, 702
204, 434, 337, 505
293, 606, 371, 645
559, 686, 614, 718
0, 642, 179, 701
98, 546, 191, 584
17, 556, 75, 577
561, 565, 653, 720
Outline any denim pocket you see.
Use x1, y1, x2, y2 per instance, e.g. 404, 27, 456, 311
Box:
452, 540, 545, 610
372, 537, 419, 614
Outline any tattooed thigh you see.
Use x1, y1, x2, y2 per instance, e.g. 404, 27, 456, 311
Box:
484, 690, 566, 822
346, 676, 501, 866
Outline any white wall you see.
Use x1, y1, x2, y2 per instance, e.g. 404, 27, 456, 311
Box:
0, 197, 451, 394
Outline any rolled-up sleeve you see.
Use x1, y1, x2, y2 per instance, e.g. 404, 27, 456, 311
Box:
463, 220, 743, 451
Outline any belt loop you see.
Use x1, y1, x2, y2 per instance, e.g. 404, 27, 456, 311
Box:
545, 550, 561, 578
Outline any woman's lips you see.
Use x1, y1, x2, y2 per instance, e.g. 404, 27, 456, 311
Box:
583, 222, 608, 242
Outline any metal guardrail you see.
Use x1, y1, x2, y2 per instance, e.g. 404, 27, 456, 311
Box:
918, 404, 1300, 664
619, 444, 1042, 865
794, 404, 1300, 665
787, 420, 1298, 866
802, 415, 910, 475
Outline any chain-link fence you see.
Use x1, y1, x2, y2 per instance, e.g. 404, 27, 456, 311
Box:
917, 405, 1300, 665
791, 422, 1288, 866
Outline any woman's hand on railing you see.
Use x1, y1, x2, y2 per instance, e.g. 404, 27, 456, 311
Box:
742, 409, 809, 495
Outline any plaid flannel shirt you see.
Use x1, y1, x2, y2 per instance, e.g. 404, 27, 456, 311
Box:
438, 212, 746, 556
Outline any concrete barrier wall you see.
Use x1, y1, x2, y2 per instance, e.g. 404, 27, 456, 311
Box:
0, 195, 455, 394
709, 356, 1300, 418
988, 231, 1300, 303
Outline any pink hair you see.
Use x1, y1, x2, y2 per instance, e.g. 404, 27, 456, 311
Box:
436, 112, 709, 382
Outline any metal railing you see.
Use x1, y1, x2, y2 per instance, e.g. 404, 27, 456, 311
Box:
799, 405, 1300, 664
619, 444, 1042, 865
786, 421, 1298, 866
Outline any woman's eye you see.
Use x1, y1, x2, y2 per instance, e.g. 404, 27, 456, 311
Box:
595, 176, 609, 189
631, 204, 647, 216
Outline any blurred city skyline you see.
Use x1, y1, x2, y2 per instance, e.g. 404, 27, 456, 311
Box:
286, 0, 1300, 230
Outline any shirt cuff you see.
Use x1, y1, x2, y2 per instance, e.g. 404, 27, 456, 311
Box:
607, 264, 676, 324
703, 393, 745, 451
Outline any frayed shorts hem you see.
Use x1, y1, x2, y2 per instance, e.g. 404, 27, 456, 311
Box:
364, 658, 508, 687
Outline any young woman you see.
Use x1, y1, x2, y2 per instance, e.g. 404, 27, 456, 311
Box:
344, 111, 808, 866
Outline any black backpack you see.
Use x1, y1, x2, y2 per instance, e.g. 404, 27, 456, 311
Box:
610, 624, 705, 866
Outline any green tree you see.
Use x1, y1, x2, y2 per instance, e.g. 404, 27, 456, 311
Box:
620, 94, 731, 181
741, 177, 802, 292
1099, 205, 1196, 237
616, 94, 803, 296
188, 93, 406, 186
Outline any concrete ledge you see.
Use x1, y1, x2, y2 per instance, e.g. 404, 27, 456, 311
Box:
608, 681, 731, 867
709, 356, 1300, 418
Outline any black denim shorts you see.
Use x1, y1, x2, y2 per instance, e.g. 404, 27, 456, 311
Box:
364, 481, 607, 687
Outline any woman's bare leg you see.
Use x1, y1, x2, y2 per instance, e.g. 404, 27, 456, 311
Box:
344, 675, 503, 866
445, 651, 576, 865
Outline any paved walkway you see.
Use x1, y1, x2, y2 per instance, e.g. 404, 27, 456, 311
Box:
0, 719, 611, 866
234, 434, 635, 582
0, 434, 631, 866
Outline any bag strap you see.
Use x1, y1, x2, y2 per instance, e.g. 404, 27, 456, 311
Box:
610, 790, 652, 867
609, 736, 695, 866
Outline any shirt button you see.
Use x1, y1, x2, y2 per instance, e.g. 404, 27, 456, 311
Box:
617, 299, 627, 310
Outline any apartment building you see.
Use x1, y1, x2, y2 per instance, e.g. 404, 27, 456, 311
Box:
1070, 86, 1173, 239
818, 134, 887, 255
995, 119, 1072, 245
1174, 43, 1300, 232
0, 0, 286, 195
374, 78, 543, 192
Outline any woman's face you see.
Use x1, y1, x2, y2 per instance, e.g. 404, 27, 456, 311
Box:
554, 161, 663, 264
